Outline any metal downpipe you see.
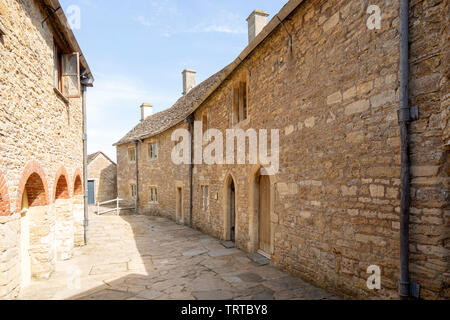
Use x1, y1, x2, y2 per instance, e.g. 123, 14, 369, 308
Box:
399, 0, 412, 300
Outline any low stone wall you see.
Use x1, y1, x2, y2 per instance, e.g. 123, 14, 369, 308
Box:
55, 199, 74, 261
0, 213, 20, 299
73, 195, 84, 247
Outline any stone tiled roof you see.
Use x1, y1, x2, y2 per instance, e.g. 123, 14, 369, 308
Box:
115, 0, 305, 146
114, 65, 230, 146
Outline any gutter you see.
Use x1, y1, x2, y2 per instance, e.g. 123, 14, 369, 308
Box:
398, 0, 420, 299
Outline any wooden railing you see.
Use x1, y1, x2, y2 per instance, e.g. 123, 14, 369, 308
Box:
96, 198, 135, 216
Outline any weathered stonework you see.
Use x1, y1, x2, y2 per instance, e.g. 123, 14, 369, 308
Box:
88, 152, 117, 203
0, 0, 90, 299
116, 0, 449, 299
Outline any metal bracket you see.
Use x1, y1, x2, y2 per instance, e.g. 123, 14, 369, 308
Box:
398, 281, 421, 299
397, 106, 419, 123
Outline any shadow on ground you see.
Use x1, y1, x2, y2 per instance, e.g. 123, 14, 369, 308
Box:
19, 212, 339, 300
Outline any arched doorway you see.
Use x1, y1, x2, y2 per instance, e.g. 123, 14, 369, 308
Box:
54, 170, 73, 261
224, 175, 236, 242
18, 164, 50, 283
258, 175, 271, 257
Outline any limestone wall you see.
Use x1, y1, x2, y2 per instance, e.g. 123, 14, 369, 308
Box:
0, 0, 85, 299
116, 0, 448, 299
88, 154, 117, 203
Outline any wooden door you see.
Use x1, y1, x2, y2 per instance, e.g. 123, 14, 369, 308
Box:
88, 181, 95, 205
176, 187, 182, 223
230, 181, 235, 242
259, 176, 271, 255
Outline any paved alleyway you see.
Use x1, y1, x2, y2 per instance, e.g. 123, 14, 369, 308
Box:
19, 212, 339, 300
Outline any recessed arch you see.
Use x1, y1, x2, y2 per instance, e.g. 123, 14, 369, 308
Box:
16, 161, 49, 211
248, 165, 277, 256
223, 172, 238, 242
0, 170, 11, 216
53, 166, 70, 201
73, 168, 83, 196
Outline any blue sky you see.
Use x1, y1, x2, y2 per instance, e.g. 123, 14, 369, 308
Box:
60, 0, 288, 161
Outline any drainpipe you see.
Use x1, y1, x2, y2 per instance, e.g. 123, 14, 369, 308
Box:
398, 0, 419, 299
80, 74, 93, 245
185, 115, 195, 228
134, 140, 140, 215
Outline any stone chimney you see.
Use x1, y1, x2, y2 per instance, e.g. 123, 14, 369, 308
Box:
140, 103, 153, 122
246, 10, 269, 44
182, 69, 196, 95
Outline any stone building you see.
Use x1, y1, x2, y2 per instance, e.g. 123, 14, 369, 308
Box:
0, 0, 93, 299
115, 0, 449, 299
87, 151, 117, 204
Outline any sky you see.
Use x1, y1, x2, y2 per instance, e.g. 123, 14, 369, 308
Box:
59, 0, 288, 161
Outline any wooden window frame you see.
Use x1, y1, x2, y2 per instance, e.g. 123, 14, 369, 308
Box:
150, 187, 158, 204
148, 143, 158, 161
201, 185, 209, 212
128, 147, 136, 162
53, 40, 81, 99
232, 75, 248, 126
130, 184, 137, 198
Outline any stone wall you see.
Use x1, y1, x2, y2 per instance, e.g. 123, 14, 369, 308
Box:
117, 122, 190, 221
88, 154, 117, 203
0, 0, 86, 299
116, 0, 448, 299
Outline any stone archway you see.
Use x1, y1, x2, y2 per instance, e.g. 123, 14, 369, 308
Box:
17, 161, 53, 282
248, 166, 276, 257
54, 167, 74, 261
223, 173, 237, 242
72, 169, 84, 247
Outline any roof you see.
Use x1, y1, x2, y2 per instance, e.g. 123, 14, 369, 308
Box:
88, 151, 116, 166
115, 0, 304, 146
41, 0, 93, 79
114, 65, 230, 145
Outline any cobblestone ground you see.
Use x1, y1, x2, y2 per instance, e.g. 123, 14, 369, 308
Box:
19, 211, 339, 300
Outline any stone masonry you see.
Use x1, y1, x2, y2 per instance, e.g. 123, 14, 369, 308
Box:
116, 0, 449, 299
87, 152, 117, 203
0, 0, 92, 299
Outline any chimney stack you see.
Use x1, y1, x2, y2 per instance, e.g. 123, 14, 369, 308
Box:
140, 103, 153, 122
246, 10, 269, 44
182, 69, 196, 95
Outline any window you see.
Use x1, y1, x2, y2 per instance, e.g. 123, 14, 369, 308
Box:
128, 148, 136, 162
150, 187, 158, 203
148, 143, 158, 160
130, 184, 137, 198
201, 185, 209, 212
232, 80, 248, 125
53, 41, 81, 98
202, 112, 208, 136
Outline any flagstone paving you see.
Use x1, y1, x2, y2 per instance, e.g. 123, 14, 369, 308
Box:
18, 212, 340, 300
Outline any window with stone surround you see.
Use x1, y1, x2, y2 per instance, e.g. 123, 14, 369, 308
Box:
148, 143, 158, 160
150, 187, 158, 203
128, 147, 136, 162
130, 184, 137, 198
232, 79, 248, 126
53, 40, 81, 99
201, 185, 209, 212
